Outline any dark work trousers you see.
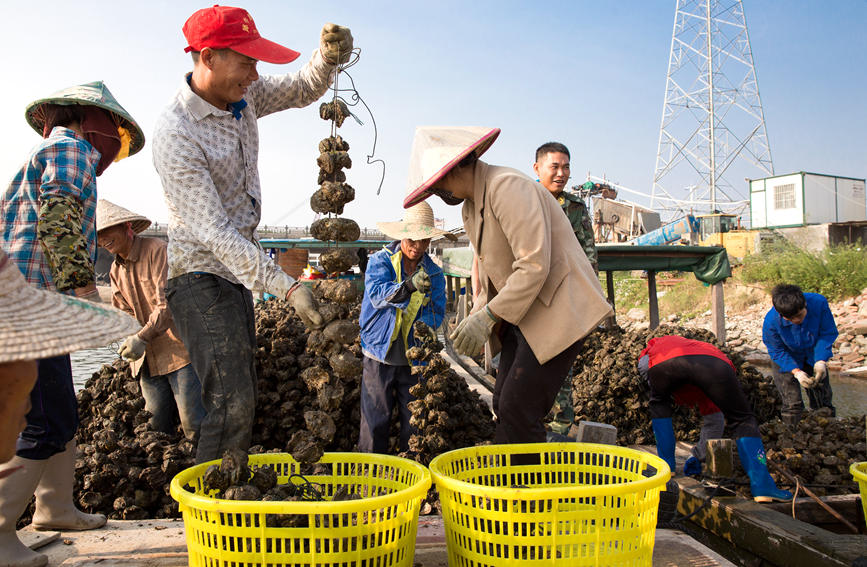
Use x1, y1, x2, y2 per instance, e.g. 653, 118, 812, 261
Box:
493, 323, 582, 447
358, 356, 417, 454
17, 355, 78, 459
166, 273, 256, 463
771, 362, 835, 426
648, 354, 759, 439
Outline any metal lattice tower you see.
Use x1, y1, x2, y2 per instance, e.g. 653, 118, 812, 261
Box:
651, 0, 774, 221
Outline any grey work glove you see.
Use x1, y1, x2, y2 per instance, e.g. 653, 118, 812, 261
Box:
813, 360, 828, 382
74, 283, 103, 304
410, 267, 431, 294
793, 369, 816, 389
450, 308, 497, 357
320, 23, 354, 65
119, 334, 146, 361
288, 285, 324, 330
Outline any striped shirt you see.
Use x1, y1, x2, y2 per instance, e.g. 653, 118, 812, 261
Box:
1, 127, 100, 289
152, 51, 335, 298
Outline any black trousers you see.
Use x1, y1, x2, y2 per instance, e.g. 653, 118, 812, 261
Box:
493, 323, 582, 445
771, 362, 835, 424
166, 273, 256, 463
648, 354, 759, 439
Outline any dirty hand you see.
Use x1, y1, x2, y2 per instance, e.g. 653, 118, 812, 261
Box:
450, 307, 497, 357
119, 334, 146, 361
320, 23, 353, 65
813, 360, 828, 382
287, 284, 324, 330
409, 267, 431, 294
793, 369, 815, 389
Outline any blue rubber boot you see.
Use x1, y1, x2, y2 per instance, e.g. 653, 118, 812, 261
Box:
651, 418, 677, 475
683, 456, 702, 476
736, 437, 793, 503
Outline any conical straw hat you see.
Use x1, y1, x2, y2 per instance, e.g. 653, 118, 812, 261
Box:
0, 251, 141, 363
377, 202, 457, 241
404, 126, 500, 208
96, 199, 151, 234
24, 81, 145, 157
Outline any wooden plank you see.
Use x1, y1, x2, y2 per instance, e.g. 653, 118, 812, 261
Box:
605, 271, 617, 328
711, 281, 726, 342
676, 477, 867, 566
647, 270, 659, 329
446, 276, 454, 310
763, 494, 865, 531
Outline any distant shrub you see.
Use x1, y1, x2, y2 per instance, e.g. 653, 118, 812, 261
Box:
740, 240, 867, 300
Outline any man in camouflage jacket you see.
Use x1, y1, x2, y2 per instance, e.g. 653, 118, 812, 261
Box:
532, 142, 599, 437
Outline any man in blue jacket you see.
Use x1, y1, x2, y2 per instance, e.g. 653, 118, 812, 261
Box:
359, 202, 450, 453
762, 284, 838, 428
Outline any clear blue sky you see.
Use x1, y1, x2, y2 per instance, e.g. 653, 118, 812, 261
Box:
1, 0, 865, 230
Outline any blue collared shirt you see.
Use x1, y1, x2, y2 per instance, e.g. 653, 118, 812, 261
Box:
762, 292, 838, 372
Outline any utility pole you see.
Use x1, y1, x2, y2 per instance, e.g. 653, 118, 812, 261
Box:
651, 0, 774, 223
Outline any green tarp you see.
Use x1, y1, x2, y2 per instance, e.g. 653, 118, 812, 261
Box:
597, 245, 731, 285
441, 244, 731, 285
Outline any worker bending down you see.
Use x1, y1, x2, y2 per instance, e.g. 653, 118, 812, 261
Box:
638, 335, 792, 503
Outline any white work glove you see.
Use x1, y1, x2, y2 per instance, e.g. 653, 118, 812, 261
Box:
793, 369, 815, 389
409, 267, 431, 294
813, 360, 828, 383
119, 335, 146, 361
450, 307, 497, 357
320, 23, 354, 64
287, 285, 324, 330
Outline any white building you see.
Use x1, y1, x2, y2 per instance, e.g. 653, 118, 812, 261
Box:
750, 172, 866, 229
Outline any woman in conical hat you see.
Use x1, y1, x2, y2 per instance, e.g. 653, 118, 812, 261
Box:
0, 82, 143, 563
0, 249, 140, 565
357, 201, 451, 454
403, 126, 613, 447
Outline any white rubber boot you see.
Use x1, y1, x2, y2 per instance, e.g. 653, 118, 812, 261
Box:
31, 441, 105, 531
0, 456, 48, 567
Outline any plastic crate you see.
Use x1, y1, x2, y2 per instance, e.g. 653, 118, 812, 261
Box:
170, 452, 431, 566
850, 461, 867, 525
429, 442, 670, 566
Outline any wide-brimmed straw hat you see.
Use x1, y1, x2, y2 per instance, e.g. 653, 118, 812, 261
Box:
403, 126, 500, 208
25, 81, 145, 157
377, 202, 457, 241
0, 251, 141, 363
96, 199, 151, 234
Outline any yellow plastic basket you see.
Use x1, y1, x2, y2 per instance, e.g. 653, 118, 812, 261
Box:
170, 452, 431, 567
429, 442, 671, 567
850, 461, 867, 525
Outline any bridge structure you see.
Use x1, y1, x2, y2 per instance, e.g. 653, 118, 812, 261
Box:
139, 223, 387, 241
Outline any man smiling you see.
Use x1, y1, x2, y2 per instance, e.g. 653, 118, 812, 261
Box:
152, 5, 353, 462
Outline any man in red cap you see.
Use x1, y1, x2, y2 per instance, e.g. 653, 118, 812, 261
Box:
152, 5, 353, 463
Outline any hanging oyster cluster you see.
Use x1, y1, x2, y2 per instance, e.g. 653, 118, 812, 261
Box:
312, 94, 359, 275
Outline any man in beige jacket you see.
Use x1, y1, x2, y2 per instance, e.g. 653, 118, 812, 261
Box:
96, 200, 204, 440
404, 126, 613, 445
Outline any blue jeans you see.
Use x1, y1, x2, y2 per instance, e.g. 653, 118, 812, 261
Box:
166, 273, 257, 463
140, 363, 206, 439
17, 355, 78, 460
359, 356, 416, 454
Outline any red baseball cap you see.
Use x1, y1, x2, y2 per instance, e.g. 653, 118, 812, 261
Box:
183, 5, 300, 64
